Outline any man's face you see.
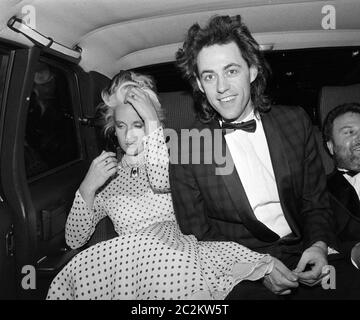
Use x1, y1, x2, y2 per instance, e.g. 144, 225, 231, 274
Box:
327, 112, 360, 171
196, 42, 258, 122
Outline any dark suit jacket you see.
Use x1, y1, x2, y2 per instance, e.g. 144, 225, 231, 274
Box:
327, 170, 360, 243
169, 105, 337, 255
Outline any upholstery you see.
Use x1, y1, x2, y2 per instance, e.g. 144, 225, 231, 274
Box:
313, 125, 334, 175
318, 83, 360, 127
159, 91, 196, 130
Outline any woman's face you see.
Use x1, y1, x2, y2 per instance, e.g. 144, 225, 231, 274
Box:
114, 102, 145, 156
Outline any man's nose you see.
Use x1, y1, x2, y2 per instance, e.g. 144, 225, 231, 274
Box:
216, 75, 230, 93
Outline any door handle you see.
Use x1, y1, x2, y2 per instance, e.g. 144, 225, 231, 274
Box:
5, 225, 15, 257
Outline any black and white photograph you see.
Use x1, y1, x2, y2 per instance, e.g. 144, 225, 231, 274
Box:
0, 0, 360, 307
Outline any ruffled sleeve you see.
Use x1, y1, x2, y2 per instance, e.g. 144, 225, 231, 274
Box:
65, 190, 107, 249
143, 126, 170, 192
198, 241, 274, 299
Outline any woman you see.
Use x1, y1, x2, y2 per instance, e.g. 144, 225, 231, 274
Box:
47, 70, 274, 300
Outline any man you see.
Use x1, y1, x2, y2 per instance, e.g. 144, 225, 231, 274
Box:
323, 103, 360, 249
170, 15, 360, 299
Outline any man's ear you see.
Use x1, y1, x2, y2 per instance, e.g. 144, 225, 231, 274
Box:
327, 140, 334, 156
250, 65, 258, 84
196, 77, 204, 93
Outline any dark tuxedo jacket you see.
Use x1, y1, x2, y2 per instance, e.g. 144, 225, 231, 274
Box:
169, 105, 337, 254
327, 170, 360, 243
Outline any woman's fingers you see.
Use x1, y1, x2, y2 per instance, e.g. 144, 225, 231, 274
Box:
106, 166, 118, 176
101, 156, 118, 169
91, 152, 117, 177
103, 160, 118, 171
126, 87, 151, 107
94, 151, 116, 164
129, 87, 145, 98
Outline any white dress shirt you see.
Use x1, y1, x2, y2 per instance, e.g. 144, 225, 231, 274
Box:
223, 111, 292, 238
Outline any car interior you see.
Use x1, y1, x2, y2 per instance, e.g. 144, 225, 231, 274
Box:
0, 0, 360, 299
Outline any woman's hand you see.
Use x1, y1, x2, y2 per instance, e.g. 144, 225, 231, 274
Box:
125, 87, 161, 134
79, 151, 118, 207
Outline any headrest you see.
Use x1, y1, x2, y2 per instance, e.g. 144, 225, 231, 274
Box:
159, 91, 196, 130
318, 83, 360, 128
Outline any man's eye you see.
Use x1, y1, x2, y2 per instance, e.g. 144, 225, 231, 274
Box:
116, 123, 125, 129
343, 129, 353, 135
203, 74, 215, 82
134, 123, 144, 128
227, 68, 239, 76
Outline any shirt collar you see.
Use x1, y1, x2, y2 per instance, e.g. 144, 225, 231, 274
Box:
219, 110, 258, 127
337, 167, 360, 178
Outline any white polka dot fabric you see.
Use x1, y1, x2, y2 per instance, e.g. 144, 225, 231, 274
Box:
47, 127, 274, 300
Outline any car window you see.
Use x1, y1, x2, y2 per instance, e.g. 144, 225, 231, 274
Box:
24, 61, 80, 178
265, 47, 360, 122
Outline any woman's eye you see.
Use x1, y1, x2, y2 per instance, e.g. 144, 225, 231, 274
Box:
134, 123, 144, 129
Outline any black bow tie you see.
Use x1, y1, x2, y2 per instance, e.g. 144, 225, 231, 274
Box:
221, 119, 257, 133
339, 169, 360, 177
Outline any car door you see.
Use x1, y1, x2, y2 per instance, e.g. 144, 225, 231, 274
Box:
0, 47, 17, 300
0, 41, 99, 299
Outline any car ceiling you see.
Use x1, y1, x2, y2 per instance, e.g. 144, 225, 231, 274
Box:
1, 0, 360, 78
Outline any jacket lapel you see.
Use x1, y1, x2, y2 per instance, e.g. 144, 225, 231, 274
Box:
329, 171, 360, 219
211, 120, 280, 242
261, 112, 301, 239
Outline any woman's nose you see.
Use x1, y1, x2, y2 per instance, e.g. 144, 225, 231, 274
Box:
125, 129, 137, 143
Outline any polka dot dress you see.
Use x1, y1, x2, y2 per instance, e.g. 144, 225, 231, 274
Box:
47, 127, 274, 300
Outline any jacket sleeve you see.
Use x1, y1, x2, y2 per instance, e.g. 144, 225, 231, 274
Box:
169, 130, 231, 242
298, 108, 338, 250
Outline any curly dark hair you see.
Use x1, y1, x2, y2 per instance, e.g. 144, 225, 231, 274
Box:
322, 102, 360, 144
176, 15, 271, 122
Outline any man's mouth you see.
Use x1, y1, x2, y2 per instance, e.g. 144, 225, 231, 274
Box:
218, 95, 236, 103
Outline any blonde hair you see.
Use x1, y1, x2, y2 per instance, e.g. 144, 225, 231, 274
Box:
97, 70, 165, 137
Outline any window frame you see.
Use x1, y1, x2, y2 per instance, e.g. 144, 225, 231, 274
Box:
0, 46, 15, 194
25, 56, 85, 183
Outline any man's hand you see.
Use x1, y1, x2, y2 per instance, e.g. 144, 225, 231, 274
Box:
293, 241, 328, 286
263, 257, 299, 295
